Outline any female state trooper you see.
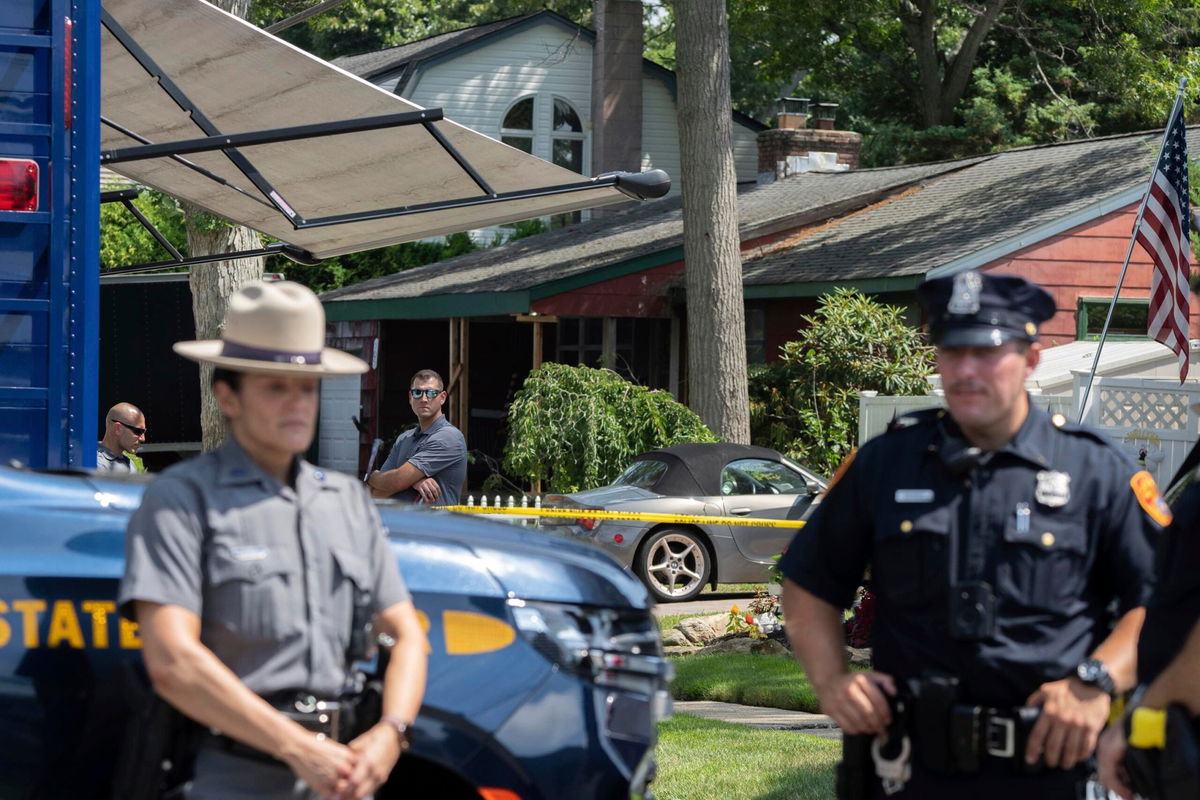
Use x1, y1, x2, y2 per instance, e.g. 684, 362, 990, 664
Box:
781, 271, 1163, 799
119, 281, 427, 800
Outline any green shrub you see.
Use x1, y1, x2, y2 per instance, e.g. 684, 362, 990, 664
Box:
503, 363, 718, 492
749, 288, 934, 475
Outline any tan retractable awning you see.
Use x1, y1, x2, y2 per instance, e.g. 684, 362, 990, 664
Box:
100, 0, 663, 260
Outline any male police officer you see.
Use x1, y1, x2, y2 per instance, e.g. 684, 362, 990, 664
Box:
1097, 467, 1200, 799
120, 282, 428, 800
781, 271, 1163, 798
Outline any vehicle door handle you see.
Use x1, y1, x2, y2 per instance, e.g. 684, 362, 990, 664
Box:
729, 507, 752, 515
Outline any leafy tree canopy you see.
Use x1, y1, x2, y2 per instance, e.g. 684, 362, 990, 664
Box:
726, 0, 1200, 165
254, 0, 593, 60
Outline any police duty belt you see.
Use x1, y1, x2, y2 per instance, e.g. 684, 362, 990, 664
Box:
439, 505, 808, 529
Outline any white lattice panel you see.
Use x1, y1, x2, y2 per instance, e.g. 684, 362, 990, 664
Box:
1096, 388, 1189, 430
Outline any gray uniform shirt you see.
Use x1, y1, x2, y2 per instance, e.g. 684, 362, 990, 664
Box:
379, 416, 466, 506
119, 437, 409, 697
97, 444, 134, 472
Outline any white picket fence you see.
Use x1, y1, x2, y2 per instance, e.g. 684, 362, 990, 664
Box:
463, 493, 544, 526
859, 376, 1200, 484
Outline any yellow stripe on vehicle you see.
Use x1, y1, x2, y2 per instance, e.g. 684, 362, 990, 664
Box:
438, 505, 807, 529
444, 610, 516, 655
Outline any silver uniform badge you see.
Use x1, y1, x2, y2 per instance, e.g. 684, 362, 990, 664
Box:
1035, 471, 1071, 507
947, 271, 982, 315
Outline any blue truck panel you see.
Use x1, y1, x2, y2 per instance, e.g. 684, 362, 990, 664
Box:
0, 0, 97, 470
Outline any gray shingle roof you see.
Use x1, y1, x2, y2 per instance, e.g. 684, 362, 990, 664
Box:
331, 14, 536, 80
324, 127, 1197, 311
321, 159, 975, 305
743, 128, 1200, 286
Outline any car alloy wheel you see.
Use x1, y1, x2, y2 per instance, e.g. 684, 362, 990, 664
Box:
637, 528, 710, 602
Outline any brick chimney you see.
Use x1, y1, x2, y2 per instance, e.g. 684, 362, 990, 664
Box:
591, 0, 643, 179
757, 98, 862, 182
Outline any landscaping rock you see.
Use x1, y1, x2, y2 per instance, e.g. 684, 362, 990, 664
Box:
660, 628, 691, 648
845, 647, 872, 668
663, 645, 699, 657
674, 613, 728, 645
697, 636, 790, 657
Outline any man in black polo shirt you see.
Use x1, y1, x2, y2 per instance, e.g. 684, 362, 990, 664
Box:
368, 369, 466, 506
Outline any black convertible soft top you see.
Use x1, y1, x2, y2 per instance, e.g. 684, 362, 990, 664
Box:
632, 443, 786, 497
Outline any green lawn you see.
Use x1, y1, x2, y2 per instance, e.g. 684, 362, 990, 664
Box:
654, 714, 839, 800
703, 582, 766, 595
670, 653, 822, 713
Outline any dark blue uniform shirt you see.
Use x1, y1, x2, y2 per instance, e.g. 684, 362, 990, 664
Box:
1138, 476, 1200, 685
781, 402, 1161, 708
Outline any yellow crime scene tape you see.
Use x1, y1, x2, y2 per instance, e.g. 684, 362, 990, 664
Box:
438, 505, 807, 529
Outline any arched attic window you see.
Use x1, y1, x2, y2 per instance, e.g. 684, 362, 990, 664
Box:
497, 95, 589, 230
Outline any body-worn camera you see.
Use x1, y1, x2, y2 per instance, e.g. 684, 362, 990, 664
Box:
949, 581, 996, 641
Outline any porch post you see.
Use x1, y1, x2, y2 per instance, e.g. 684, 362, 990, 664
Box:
448, 317, 470, 445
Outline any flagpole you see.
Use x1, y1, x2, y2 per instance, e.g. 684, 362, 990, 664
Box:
1076, 77, 1188, 423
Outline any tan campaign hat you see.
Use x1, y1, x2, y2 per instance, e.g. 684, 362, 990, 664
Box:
173, 280, 368, 376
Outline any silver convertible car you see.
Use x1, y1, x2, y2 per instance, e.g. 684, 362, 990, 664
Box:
542, 443, 826, 602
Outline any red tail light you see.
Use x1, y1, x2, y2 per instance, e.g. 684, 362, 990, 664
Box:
578, 517, 599, 531
0, 159, 38, 211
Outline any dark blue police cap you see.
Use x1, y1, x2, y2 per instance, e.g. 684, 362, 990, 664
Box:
916, 271, 1056, 347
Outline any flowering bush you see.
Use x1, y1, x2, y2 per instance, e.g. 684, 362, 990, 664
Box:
728, 591, 783, 640
726, 604, 764, 638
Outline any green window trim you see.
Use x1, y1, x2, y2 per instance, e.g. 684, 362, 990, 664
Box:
1075, 296, 1150, 341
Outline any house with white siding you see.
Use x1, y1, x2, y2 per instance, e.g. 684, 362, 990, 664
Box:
333, 9, 766, 241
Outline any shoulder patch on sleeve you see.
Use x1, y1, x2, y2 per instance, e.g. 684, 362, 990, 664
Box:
1131, 470, 1173, 526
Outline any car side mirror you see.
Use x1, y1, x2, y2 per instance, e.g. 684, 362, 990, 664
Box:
805, 480, 822, 495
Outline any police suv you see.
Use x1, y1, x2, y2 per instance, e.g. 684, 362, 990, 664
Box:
0, 467, 670, 799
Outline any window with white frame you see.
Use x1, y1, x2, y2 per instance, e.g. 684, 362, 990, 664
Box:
499, 94, 587, 228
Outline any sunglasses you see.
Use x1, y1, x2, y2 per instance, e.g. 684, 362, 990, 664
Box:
409, 388, 444, 400
117, 420, 146, 436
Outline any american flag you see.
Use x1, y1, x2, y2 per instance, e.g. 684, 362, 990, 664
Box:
1136, 102, 1192, 382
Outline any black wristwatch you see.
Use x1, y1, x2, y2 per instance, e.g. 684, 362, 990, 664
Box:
1075, 658, 1116, 696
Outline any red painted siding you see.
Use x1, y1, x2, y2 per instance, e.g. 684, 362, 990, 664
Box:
531, 258, 685, 317
983, 204, 1199, 346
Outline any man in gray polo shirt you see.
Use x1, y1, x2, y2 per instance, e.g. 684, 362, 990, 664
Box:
367, 369, 466, 506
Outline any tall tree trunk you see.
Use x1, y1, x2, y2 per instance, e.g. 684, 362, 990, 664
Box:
675, 0, 749, 443
187, 216, 263, 451
188, 0, 261, 452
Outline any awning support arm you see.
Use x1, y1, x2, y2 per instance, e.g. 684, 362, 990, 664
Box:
293, 170, 671, 229
101, 188, 185, 261
101, 115, 279, 211
421, 120, 495, 197
101, 109, 443, 165
100, 189, 320, 274
106, 242, 321, 276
